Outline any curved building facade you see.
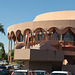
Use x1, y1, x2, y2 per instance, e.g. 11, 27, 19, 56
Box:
7, 11, 75, 71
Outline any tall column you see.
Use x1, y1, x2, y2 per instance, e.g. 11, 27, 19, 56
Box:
34, 36, 36, 45
60, 34, 62, 41
43, 33, 45, 40
16, 36, 17, 44
35, 34, 36, 44
36, 33, 38, 44
8, 39, 10, 62
31, 33, 33, 46
50, 32, 53, 40
23, 35, 25, 42
33, 33, 35, 45
27, 33, 29, 48
46, 33, 48, 40
39, 34, 40, 42
39, 32, 42, 42
60, 34, 62, 50
14, 41, 15, 48
14, 41, 15, 61
10, 38, 12, 63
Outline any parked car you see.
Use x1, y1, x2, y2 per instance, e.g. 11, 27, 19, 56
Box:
2, 69, 14, 75
0, 60, 9, 65
11, 70, 28, 75
13, 65, 23, 70
50, 71, 72, 75
29, 70, 46, 75
2, 60, 9, 65
5, 65, 13, 69
12, 70, 47, 75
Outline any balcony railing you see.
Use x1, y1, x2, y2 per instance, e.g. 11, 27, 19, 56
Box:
61, 41, 75, 47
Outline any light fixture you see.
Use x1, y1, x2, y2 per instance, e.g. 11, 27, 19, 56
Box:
39, 32, 42, 35
51, 32, 53, 34
47, 31, 49, 34
44, 32, 46, 34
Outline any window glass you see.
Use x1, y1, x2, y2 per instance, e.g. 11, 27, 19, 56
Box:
63, 31, 74, 41
36, 72, 45, 75
14, 72, 27, 75
20, 34, 23, 42
51, 73, 67, 75
53, 32, 60, 40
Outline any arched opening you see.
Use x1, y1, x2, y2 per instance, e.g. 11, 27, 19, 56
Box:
23, 29, 32, 48
48, 27, 61, 40
23, 29, 32, 42
62, 27, 75, 48
8, 33, 11, 40
16, 30, 23, 42
34, 28, 46, 42
11, 31, 16, 42
62, 27, 75, 41
53, 32, 60, 40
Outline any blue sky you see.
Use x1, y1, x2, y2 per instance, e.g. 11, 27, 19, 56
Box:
0, 0, 75, 53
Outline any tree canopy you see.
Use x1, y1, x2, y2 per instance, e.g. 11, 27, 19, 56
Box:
0, 42, 7, 60
0, 23, 5, 35
0, 23, 7, 60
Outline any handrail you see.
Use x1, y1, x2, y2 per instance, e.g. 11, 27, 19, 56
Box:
15, 40, 75, 49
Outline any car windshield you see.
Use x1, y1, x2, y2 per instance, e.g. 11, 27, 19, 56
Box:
14, 72, 27, 75
15, 65, 20, 66
35, 72, 45, 75
51, 73, 67, 75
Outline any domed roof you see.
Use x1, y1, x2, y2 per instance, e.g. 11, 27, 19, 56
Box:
33, 11, 75, 21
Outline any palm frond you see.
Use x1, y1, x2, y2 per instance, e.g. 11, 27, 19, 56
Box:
0, 24, 5, 35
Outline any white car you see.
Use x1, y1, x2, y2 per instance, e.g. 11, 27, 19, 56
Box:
11, 70, 29, 75
0, 60, 9, 65
12, 70, 46, 75
50, 71, 72, 75
29, 70, 46, 75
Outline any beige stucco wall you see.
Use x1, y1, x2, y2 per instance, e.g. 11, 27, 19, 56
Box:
7, 20, 75, 35
14, 49, 64, 61
14, 49, 30, 60
7, 11, 75, 36
7, 22, 33, 35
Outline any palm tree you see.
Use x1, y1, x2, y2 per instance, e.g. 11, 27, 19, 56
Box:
0, 23, 6, 59
0, 23, 5, 48
0, 23, 5, 45
0, 23, 5, 35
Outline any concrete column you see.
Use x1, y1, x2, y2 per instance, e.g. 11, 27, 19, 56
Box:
16, 36, 17, 44
23, 35, 25, 42
50, 32, 53, 40
27, 34, 29, 48
60, 34, 62, 50
33, 33, 36, 45
8, 39, 10, 62
35, 34, 36, 44
39, 34, 40, 42
10, 38, 12, 62
31, 33, 33, 46
14, 41, 15, 48
46, 33, 48, 40
60, 34, 62, 41
36, 33, 38, 44
43, 34, 45, 40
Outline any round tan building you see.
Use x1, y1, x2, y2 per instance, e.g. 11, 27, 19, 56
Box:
7, 11, 75, 72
